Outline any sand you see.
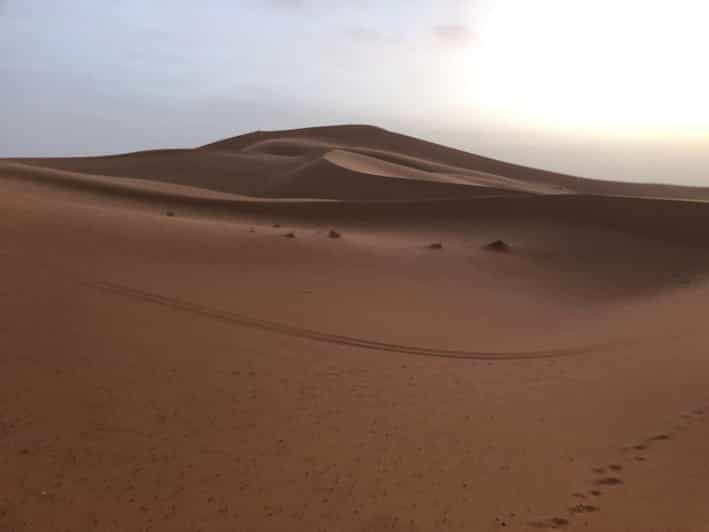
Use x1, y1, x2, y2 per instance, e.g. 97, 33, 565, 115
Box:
2, 125, 709, 531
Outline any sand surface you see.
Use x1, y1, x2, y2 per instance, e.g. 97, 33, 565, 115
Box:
2, 125, 709, 531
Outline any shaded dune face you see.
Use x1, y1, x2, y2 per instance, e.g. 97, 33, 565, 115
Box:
264, 157, 516, 201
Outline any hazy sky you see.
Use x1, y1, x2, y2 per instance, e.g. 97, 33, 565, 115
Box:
2, 0, 708, 185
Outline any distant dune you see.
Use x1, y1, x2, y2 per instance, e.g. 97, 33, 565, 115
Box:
10, 124, 709, 201
2, 125, 709, 532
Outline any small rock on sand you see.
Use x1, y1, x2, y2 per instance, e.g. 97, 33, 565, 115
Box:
484, 240, 509, 252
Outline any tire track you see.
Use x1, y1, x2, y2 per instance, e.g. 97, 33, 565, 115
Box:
87, 279, 614, 361
0, 247, 617, 361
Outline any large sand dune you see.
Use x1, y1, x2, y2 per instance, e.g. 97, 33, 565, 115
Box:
15, 124, 709, 200
2, 125, 709, 532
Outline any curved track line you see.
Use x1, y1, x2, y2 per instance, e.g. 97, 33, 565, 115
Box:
0, 248, 617, 361
87, 280, 615, 361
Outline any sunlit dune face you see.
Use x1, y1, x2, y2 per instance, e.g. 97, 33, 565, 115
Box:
470, 0, 709, 139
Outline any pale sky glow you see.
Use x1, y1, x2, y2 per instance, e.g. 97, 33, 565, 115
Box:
1, 0, 707, 185
473, 0, 709, 139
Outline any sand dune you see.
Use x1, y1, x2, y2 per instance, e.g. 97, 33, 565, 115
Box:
2, 125, 709, 532
15, 124, 709, 201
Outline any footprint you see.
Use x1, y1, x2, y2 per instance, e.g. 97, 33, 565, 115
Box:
633, 444, 648, 451
634, 456, 647, 462
592, 467, 606, 474
647, 434, 671, 442
595, 477, 623, 486
569, 504, 599, 514
529, 517, 570, 529
607, 464, 623, 472
588, 490, 602, 497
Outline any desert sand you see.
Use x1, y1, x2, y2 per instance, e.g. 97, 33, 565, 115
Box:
2, 125, 709, 532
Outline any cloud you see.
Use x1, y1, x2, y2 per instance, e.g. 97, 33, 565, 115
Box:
433, 24, 475, 44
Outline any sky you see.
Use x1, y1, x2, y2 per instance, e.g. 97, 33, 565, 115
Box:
1, 0, 708, 185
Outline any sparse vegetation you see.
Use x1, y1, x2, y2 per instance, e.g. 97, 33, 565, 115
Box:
484, 239, 509, 252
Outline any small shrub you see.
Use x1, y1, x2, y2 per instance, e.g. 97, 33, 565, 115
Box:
484, 240, 509, 252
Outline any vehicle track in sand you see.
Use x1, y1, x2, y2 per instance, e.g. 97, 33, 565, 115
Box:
0, 247, 619, 362
88, 279, 616, 361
